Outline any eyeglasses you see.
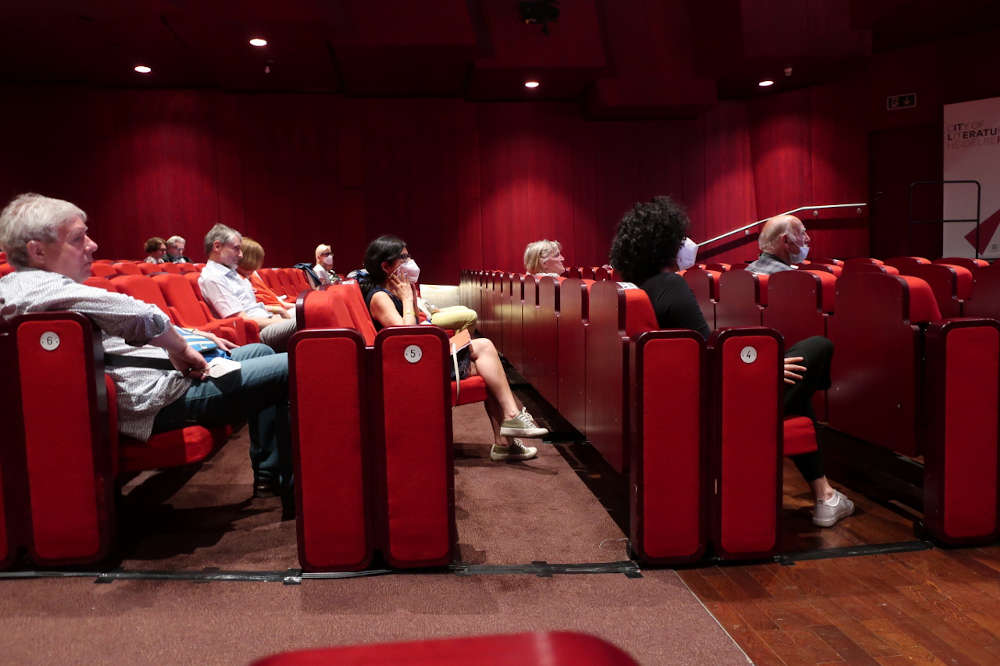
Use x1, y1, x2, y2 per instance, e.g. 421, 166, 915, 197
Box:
398, 253, 411, 261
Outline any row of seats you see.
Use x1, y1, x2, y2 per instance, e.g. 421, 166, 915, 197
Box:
459, 264, 1000, 552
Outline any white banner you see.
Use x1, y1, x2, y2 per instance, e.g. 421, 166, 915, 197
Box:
943, 96, 1000, 259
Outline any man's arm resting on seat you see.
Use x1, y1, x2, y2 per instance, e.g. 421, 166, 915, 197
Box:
150, 326, 210, 379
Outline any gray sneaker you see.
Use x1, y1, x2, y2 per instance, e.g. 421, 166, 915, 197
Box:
813, 490, 855, 527
490, 439, 538, 462
499, 407, 548, 438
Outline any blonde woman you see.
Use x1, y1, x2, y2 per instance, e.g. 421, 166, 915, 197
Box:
523, 239, 566, 276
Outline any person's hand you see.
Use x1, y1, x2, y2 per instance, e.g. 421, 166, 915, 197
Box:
196, 329, 238, 352
388, 270, 412, 301
784, 356, 806, 385
169, 345, 210, 381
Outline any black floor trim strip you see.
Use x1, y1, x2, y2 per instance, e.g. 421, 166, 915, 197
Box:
776, 540, 934, 565
451, 560, 643, 578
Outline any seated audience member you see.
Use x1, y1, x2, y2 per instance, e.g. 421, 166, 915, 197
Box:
523, 239, 566, 276
198, 223, 297, 353
165, 235, 192, 263
608, 196, 853, 527
746, 214, 809, 274
237, 237, 294, 319
312, 244, 341, 286
361, 235, 547, 461
144, 236, 168, 263
0, 193, 292, 502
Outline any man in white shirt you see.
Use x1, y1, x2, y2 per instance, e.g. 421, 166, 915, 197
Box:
198, 223, 296, 352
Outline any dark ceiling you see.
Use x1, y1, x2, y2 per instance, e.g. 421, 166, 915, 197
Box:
2, 0, 998, 117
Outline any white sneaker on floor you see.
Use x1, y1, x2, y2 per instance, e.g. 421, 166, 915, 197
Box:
812, 489, 855, 527
499, 407, 549, 438
490, 438, 538, 462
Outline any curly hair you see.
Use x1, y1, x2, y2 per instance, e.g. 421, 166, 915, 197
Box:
608, 196, 689, 284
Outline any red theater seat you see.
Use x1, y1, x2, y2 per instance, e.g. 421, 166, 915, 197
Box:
112, 261, 141, 276
716, 270, 767, 328
155, 273, 255, 344
89, 263, 117, 278
138, 262, 164, 275
252, 632, 639, 666
934, 257, 989, 273
682, 268, 720, 330
964, 261, 1000, 320
898, 263, 972, 317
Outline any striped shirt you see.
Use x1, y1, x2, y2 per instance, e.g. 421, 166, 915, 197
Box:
745, 252, 795, 275
0, 268, 190, 441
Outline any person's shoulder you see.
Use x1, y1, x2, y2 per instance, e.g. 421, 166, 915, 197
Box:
640, 271, 685, 291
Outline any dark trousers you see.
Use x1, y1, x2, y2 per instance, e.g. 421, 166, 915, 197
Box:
783, 336, 833, 482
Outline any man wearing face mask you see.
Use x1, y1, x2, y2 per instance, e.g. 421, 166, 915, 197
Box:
746, 214, 811, 275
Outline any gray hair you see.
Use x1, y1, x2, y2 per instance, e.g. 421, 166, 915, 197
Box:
0, 193, 87, 269
523, 239, 562, 274
203, 223, 240, 256
166, 235, 185, 249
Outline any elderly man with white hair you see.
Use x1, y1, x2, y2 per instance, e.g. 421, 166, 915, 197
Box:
0, 193, 293, 505
746, 214, 811, 274
165, 235, 191, 263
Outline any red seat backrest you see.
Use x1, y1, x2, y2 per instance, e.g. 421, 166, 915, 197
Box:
152, 273, 213, 326
934, 257, 989, 272
138, 263, 163, 275
110, 275, 174, 320
899, 264, 970, 317
89, 263, 117, 278
160, 263, 183, 274
899, 275, 942, 323
83, 276, 116, 292
112, 262, 141, 276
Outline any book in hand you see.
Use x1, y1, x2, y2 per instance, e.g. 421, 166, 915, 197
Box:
449, 329, 472, 354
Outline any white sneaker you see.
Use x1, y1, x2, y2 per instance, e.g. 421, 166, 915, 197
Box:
813, 490, 855, 527
490, 438, 538, 462
499, 407, 549, 438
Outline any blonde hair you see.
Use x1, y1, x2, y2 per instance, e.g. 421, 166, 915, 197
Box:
239, 237, 265, 271
315, 243, 331, 263
523, 239, 562, 274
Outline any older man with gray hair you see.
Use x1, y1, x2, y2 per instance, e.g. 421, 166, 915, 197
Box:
746, 214, 811, 275
165, 235, 191, 263
0, 193, 293, 503
198, 223, 297, 352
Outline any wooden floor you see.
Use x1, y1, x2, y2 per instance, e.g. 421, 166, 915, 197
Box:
678, 460, 1000, 665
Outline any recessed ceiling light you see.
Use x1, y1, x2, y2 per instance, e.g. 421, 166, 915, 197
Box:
249, 38, 268, 47
524, 80, 540, 89
758, 79, 774, 87
134, 65, 151, 74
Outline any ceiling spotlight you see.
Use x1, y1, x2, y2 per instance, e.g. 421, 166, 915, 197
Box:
249, 37, 268, 47
524, 80, 540, 89
134, 65, 151, 74
758, 79, 774, 87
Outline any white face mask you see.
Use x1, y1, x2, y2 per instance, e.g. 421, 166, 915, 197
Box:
321, 254, 333, 267
676, 237, 698, 270
398, 258, 420, 283
789, 243, 809, 264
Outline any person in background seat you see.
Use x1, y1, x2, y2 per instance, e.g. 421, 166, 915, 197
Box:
199, 223, 297, 353
609, 196, 853, 528
165, 235, 192, 263
360, 235, 548, 462
312, 244, 341, 286
0, 193, 292, 505
523, 239, 566, 276
237, 237, 294, 320
746, 214, 810, 275
144, 236, 168, 263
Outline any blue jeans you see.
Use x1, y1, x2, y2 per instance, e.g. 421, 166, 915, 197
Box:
151, 344, 291, 486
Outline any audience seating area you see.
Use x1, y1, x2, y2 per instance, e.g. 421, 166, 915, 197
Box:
2, 252, 999, 572
460, 257, 1000, 555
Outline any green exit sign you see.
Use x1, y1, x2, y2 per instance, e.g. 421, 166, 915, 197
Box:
887, 93, 918, 111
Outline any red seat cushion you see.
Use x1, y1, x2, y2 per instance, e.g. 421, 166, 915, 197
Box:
118, 427, 225, 473
783, 416, 818, 456
451, 376, 487, 406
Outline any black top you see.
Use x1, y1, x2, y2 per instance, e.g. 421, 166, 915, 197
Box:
639, 271, 711, 340
363, 283, 402, 332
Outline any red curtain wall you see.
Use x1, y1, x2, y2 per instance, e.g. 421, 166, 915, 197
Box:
0, 83, 868, 283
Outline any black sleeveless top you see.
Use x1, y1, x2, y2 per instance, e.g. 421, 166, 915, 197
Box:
362, 281, 472, 380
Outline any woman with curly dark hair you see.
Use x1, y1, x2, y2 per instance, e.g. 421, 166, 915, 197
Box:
609, 196, 710, 339
608, 196, 853, 528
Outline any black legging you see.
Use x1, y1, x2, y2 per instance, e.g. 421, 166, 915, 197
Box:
783, 336, 833, 482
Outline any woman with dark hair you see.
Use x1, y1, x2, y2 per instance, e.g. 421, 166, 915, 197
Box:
144, 236, 168, 263
609, 196, 853, 528
361, 235, 548, 462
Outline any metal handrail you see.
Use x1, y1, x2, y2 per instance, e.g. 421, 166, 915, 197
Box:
698, 202, 868, 248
